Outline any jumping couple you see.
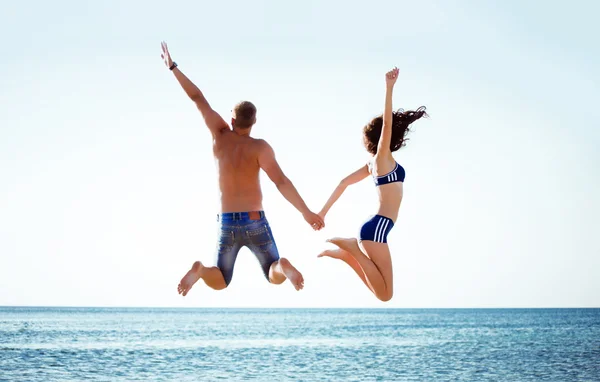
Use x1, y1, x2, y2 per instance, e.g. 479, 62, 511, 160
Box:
161, 42, 427, 302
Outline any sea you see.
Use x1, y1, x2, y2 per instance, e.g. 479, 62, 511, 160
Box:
0, 307, 598, 381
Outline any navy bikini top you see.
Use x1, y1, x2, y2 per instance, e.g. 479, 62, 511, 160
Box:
373, 162, 405, 186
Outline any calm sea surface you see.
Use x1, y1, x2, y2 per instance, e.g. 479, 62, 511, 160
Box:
1, 307, 599, 381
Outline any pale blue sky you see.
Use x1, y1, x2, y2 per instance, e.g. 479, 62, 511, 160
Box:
1, 0, 598, 308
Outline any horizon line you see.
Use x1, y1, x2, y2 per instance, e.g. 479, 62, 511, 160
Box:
1, 305, 599, 310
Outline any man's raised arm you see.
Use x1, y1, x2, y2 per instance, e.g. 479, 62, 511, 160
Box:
161, 41, 228, 136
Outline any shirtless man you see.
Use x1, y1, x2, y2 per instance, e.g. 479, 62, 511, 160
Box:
160, 42, 324, 296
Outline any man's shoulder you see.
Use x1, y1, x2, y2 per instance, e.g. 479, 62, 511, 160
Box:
213, 128, 233, 141
250, 137, 272, 150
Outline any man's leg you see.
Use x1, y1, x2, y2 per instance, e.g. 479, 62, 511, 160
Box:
178, 261, 227, 296
177, 222, 241, 296
246, 215, 304, 291
269, 258, 304, 291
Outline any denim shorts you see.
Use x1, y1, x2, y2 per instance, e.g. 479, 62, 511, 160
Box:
215, 211, 280, 286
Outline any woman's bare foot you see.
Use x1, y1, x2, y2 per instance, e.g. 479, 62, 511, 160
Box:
278, 258, 305, 291
326, 237, 359, 253
177, 261, 204, 296
318, 248, 374, 294
318, 249, 346, 260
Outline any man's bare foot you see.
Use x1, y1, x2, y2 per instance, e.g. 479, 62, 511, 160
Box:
177, 261, 204, 296
318, 249, 347, 260
326, 237, 359, 253
278, 258, 305, 291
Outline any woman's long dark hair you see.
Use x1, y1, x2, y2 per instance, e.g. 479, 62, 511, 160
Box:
363, 106, 427, 154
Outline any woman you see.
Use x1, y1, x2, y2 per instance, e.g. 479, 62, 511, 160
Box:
317, 67, 427, 302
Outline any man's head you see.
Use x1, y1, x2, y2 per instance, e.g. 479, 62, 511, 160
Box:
232, 101, 257, 130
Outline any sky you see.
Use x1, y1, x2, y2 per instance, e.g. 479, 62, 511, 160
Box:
0, 0, 599, 308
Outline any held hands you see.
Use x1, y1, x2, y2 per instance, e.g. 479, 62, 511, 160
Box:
317, 210, 326, 222
385, 67, 399, 88
160, 41, 174, 69
303, 210, 325, 231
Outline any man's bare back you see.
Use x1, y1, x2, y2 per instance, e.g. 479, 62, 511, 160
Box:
214, 130, 266, 212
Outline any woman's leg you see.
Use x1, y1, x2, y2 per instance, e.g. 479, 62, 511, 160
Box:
327, 237, 394, 302
318, 248, 375, 293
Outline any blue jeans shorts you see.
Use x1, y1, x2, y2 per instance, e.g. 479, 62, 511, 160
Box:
215, 211, 280, 286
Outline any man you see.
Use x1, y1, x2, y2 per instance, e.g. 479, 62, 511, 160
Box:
160, 42, 324, 296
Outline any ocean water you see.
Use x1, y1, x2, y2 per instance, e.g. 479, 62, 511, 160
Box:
0, 308, 599, 381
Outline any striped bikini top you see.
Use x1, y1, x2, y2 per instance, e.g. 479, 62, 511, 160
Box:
373, 162, 405, 186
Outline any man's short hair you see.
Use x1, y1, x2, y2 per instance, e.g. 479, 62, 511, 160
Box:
233, 101, 257, 129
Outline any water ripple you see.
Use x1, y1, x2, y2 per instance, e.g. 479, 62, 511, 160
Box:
0, 308, 599, 381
